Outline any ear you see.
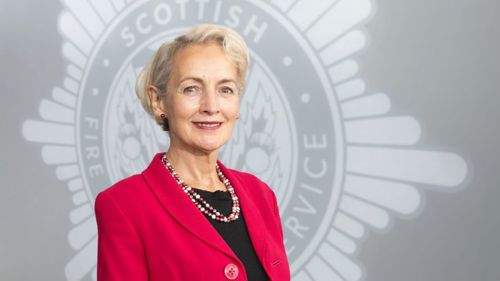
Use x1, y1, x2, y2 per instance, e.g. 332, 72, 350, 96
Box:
148, 85, 166, 122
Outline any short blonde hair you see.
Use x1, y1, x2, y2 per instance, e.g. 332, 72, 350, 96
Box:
135, 24, 250, 120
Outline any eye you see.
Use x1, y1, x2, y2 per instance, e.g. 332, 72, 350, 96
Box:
219, 86, 235, 95
182, 86, 200, 95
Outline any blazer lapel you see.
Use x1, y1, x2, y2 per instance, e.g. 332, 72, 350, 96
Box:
141, 153, 237, 259
217, 161, 268, 263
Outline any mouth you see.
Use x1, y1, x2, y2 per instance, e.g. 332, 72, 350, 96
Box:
192, 121, 223, 130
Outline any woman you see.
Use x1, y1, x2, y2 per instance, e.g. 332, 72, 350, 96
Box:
95, 24, 290, 280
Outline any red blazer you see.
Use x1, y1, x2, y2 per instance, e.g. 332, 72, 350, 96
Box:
95, 153, 290, 280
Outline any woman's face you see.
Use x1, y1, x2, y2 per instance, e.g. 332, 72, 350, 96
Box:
163, 43, 240, 155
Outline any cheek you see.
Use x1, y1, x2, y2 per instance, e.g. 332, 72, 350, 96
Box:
223, 98, 240, 118
168, 99, 198, 120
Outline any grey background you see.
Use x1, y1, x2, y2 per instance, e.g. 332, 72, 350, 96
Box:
1, 0, 499, 280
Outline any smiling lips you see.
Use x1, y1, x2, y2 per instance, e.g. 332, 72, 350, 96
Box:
192, 121, 223, 130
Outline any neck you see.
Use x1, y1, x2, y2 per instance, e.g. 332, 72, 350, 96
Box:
165, 146, 224, 192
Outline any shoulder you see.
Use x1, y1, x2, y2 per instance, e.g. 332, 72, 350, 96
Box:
224, 168, 276, 201
95, 174, 148, 210
226, 168, 260, 182
226, 168, 269, 188
100, 173, 146, 196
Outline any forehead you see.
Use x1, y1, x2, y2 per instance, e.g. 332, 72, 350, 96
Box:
171, 43, 238, 82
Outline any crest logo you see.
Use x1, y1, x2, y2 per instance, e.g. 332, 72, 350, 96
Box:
22, 0, 468, 280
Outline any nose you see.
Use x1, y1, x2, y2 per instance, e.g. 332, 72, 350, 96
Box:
200, 88, 220, 115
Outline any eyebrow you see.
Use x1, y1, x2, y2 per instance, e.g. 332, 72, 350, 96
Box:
179, 77, 238, 85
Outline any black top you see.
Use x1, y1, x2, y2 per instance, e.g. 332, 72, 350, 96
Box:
192, 187, 269, 281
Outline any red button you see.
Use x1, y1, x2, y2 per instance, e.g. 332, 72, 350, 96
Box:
224, 263, 239, 280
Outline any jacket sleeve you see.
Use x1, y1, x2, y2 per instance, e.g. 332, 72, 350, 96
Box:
94, 191, 149, 280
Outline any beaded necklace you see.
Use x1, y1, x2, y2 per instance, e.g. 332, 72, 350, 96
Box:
161, 154, 240, 223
